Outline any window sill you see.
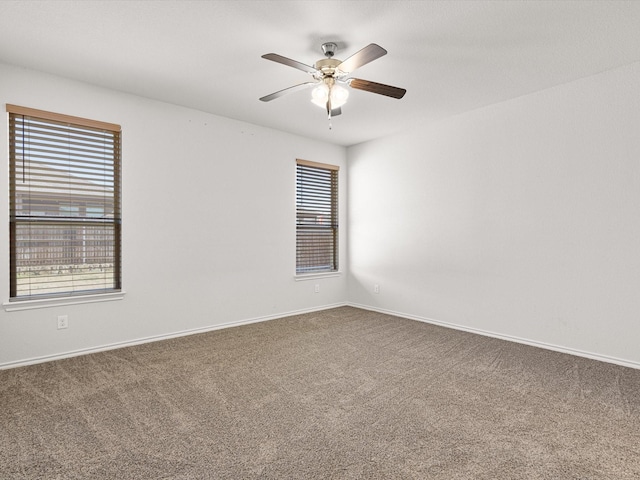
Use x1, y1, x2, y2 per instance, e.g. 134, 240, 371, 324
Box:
295, 272, 341, 281
3, 291, 126, 312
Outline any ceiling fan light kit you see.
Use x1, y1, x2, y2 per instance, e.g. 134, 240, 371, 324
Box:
260, 42, 406, 127
311, 78, 349, 109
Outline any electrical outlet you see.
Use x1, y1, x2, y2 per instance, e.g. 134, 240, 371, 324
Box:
314, 284, 320, 293
57, 315, 68, 330
374, 284, 380, 294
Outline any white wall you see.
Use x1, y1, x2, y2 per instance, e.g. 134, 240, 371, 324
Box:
348, 62, 640, 367
4, 60, 639, 370
0, 63, 348, 368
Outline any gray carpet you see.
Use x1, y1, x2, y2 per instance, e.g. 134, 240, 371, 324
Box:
1, 306, 639, 479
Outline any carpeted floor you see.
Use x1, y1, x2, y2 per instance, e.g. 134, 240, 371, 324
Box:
1, 306, 639, 479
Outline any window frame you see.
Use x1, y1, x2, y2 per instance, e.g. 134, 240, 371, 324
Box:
6, 104, 122, 303
295, 159, 339, 276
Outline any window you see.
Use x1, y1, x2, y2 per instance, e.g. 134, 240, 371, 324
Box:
8, 104, 121, 300
296, 159, 339, 274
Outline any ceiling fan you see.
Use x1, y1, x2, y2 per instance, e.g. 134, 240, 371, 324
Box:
259, 42, 406, 122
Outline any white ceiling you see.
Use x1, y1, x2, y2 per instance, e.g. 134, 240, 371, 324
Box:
1, 1, 640, 147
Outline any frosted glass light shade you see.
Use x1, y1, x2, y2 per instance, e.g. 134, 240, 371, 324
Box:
311, 83, 349, 109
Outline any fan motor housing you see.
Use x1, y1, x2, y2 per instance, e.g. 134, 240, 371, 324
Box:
314, 58, 342, 77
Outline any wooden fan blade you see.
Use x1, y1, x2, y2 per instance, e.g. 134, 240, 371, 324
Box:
261, 53, 318, 75
349, 78, 406, 99
260, 82, 316, 102
336, 44, 387, 73
325, 100, 342, 119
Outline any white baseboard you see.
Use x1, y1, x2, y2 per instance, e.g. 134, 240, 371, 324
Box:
0, 302, 348, 370
5, 301, 638, 371
348, 302, 640, 371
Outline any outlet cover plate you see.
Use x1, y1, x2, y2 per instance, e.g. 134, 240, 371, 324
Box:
57, 315, 68, 329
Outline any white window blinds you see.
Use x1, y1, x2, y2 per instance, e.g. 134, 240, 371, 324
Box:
8, 104, 122, 299
296, 159, 339, 274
